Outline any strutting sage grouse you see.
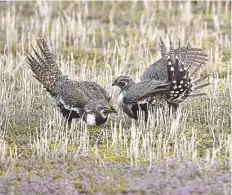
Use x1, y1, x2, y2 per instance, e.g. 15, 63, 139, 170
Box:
112, 36, 210, 122
27, 38, 116, 126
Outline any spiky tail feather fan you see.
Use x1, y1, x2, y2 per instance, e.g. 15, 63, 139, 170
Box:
159, 36, 211, 104
27, 38, 64, 96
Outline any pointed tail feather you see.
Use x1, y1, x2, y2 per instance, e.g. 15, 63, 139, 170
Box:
193, 83, 211, 91
175, 39, 181, 72
189, 93, 208, 97
186, 49, 199, 71
169, 35, 175, 64
27, 38, 64, 95
159, 36, 168, 61
192, 74, 210, 84
37, 39, 62, 76
181, 43, 189, 65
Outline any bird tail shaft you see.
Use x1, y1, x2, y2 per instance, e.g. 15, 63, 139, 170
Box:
27, 38, 63, 95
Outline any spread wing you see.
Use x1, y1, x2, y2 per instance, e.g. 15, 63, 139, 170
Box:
56, 80, 89, 110
123, 80, 169, 104
81, 82, 111, 102
56, 80, 111, 111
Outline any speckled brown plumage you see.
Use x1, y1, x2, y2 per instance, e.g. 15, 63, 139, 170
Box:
27, 38, 116, 126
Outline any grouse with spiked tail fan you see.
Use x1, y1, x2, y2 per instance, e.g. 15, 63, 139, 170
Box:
112, 36, 210, 122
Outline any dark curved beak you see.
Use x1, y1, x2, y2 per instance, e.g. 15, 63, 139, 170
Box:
105, 105, 117, 114
110, 106, 117, 113
112, 78, 118, 86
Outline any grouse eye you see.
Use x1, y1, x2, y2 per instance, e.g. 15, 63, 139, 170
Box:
101, 107, 111, 115
99, 106, 106, 110
103, 109, 109, 113
99, 106, 109, 112
118, 80, 126, 86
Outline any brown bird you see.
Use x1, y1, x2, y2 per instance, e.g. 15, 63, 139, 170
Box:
27, 38, 116, 126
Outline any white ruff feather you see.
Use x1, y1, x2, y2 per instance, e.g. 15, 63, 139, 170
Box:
100, 110, 108, 119
86, 113, 96, 126
117, 93, 124, 107
58, 98, 80, 113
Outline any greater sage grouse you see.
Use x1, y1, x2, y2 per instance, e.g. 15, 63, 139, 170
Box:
27, 38, 116, 126
112, 36, 210, 122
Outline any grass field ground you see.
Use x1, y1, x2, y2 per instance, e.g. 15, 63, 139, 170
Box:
0, 1, 231, 194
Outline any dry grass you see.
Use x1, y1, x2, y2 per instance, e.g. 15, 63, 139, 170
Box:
0, 1, 230, 169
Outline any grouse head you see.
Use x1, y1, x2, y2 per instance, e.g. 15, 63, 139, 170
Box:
112, 75, 135, 90
97, 104, 117, 115
84, 101, 117, 126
